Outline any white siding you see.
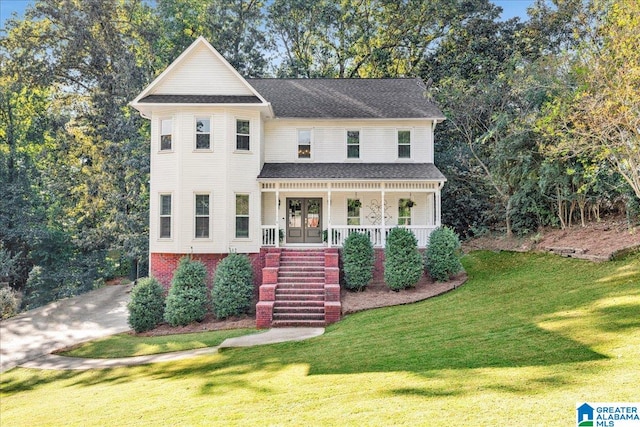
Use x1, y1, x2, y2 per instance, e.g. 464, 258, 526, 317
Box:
152, 44, 254, 96
263, 119, 435, 163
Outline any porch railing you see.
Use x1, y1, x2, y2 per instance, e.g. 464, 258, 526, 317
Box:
262, 225, 277, 246
329, 225, 437, 248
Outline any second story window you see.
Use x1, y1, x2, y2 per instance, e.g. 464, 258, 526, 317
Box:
236, 119, 250, 151
160, 194, 172, 238
347, 130, 360, 159
196, 118, 211, 150
298, 129, 311, 159
160, 119, 172, 151
398, 130, 411, 159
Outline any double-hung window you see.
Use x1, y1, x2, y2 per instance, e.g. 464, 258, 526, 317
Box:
195, 194, 210, 238
159, 194, 172, 238
398, 198, 412, 225
195, 118, 211, 150
236, 119, 250, 151
298, 129, 311, 159
398, 130, 411, 159
160, 119, 172, 151
347, 130, 360, 159
235, 194, 249, 238
347, 199, 361, 225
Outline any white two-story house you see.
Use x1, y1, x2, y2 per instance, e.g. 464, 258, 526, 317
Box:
131, 37, 446, 326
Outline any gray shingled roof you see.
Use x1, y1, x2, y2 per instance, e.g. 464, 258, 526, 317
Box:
138, 94, 262, 104
258, 163, 446, 181
247, 78, 444, 119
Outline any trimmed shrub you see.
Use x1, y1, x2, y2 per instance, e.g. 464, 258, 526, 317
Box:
0, 286, 20, 319
164, 257, 208, 326
425, 226, 464, 282
341, 232, 374, 291
384, 227, 423, 290
212, 254, 254, 319
127, 277, 165, 333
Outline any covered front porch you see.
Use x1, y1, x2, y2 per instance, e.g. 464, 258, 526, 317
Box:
260, 180, 443, 249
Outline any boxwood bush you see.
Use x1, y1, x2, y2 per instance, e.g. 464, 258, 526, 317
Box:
212, 254, 254, 319
127, 277, 165, 333
384, 227, 423, 290
164, 257, 209, 326
341, 232, 374, 291
425, 226, 464, 282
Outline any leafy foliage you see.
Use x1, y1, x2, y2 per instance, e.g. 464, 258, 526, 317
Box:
0, 286, 20, 319
127, 277, 166, 333
384, 228, 423, 291
212, 254, 254, 319
425, 227, 464, 282
164, 257, 209, 326
341, 232, 374, 291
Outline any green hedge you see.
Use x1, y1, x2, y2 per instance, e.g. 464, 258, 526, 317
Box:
384, 227, 423, 290
341, 232, 374, 291
425, 226, 464, 282
127, 277, 165, 333
212, 254, 254, 319
164, 257, 208, 326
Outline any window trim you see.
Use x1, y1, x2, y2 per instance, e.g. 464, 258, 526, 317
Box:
346, 129, 360, 159
347, 198, 361, 225
160, 118, 173, 152
195, 117, 212, 151
297, 128, 312, 159
397, 129, 412, 159
194, 193, 211, 239
235, 193, 250, 239
159, 193, 172, 239
235, 118, 251, 151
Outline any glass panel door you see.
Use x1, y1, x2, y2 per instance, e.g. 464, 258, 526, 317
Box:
286, 198, 322, 244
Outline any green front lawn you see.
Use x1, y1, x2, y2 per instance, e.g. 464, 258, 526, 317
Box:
59, 329, 257, 359
1, 251, 638, 426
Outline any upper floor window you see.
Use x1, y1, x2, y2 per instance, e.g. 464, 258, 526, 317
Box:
398, 198, 412, 225
347, 199, 361, 225
347, 130, 360, 159
196, 118, 211, 150
236, 119, 250, 151
298, 129, 311, 159
195, 194, 210, 238
398, 130, 411, 159
160, 119, 172, 151
159, 194, 172, 238
235, 194, 249, 238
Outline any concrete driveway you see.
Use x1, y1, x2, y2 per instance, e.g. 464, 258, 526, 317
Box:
0, 283, 132, 372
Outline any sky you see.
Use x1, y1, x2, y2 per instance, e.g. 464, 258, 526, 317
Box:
1, 0, 535, 32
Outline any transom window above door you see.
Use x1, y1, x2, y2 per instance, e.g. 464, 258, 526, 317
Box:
298, 129, 311, 159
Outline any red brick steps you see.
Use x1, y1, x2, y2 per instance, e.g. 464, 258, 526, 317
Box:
256, 248, 341, 328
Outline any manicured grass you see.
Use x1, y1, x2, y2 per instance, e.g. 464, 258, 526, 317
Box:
59, 329, 257, 359
1, 251, 638, 426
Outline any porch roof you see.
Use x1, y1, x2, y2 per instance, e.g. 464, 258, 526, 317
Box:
257, 163, 446, 181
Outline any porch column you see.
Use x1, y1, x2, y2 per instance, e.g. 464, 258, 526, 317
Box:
275, 187, 280, 248
327, 185, 332, 247
435, 184, 442, 227
381, 184, 386, 247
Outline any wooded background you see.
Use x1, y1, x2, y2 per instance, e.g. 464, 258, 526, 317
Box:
1, 0, 638, 308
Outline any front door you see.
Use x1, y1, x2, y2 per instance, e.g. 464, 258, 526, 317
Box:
286, 198, 322, 244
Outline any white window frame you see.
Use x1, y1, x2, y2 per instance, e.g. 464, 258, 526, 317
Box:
160, 118, 173, 151
347, 198, 361, 225
235, 194, 250, 239
397, 129, 412, 159
195, 117, 212, 151
297, 129, 312, 159
236, 118, 250, 151
194, 193, 211, 239
159, 193, 172, 239
398, 198, 412, 226
346, 130, 360, 159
